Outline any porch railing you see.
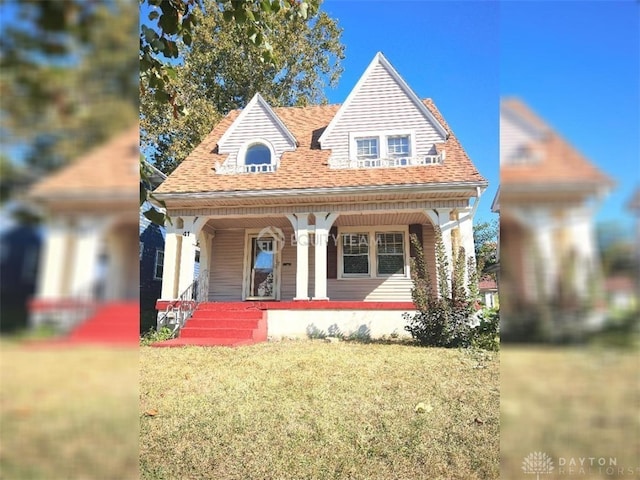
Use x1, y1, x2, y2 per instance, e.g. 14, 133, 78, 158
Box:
157, 269, 209, 333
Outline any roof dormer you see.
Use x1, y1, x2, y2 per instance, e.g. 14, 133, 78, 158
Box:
215, 93, 297, 174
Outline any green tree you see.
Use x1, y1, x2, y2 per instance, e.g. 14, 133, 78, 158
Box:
141, 0, 344, 174
0, 0, 139, 177
473, 220, 498, 279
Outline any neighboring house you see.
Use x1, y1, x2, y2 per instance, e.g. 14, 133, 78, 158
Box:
495, 98, 613, 334
478, 276, 499, 309
28, 126, 140, 331
139, 162, 167, 333
0, 207, 41, 332
152, 52, 487, 339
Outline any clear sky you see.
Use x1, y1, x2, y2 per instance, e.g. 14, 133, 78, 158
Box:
322, 1, 500, 224
321, 1, 639, 229
500, 1, 639, 230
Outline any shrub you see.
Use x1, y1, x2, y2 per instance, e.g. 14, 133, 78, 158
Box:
140, 326, 174, 346
471, 308, 500, 351
404, 228, 479, 348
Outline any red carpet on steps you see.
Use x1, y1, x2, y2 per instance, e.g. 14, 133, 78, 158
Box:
152, 303, 268, 347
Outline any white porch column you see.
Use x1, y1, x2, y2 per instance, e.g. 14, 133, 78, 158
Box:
69, 217, 104, 299
286, 213, 310, 300
160, 231, 181, 299
312, 212, 338, 300
36, 216, 69, 299
457, 207, 476, 288
425, 208, 454, 295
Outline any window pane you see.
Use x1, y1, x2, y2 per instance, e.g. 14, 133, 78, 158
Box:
376, 233, 405, 275
387, 136, 410, 157
377, 254, 404, 275
155, 250, 164, 279
356, 138, 379, 159
344, 255, 369, 274
245, 144, 271, 165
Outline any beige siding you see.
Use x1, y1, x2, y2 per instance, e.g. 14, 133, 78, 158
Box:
327, 278, 413, 301
422, 222, 438, 295
208, 229, 244, 301
322, 62, 446, 166
218, 101, 295, 168
280, 227, 296, 300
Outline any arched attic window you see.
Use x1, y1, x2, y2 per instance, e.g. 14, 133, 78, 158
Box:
239, 140, 276, 173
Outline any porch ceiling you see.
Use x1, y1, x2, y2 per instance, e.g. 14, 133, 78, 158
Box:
334, 211, 429, 227
205, 216, 291, 230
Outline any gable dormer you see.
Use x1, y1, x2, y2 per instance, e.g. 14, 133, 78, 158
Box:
500, 98, 548, 166
319, 52, 448, 169
215, 93, 297, 174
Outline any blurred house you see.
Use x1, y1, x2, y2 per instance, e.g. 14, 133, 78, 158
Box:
27, 127, 140, 332
496, 99, 613, 338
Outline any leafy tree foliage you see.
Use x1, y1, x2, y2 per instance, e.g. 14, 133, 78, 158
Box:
140, 0, 344, 174
473, 220, 498, 279
1, 0, 139, 178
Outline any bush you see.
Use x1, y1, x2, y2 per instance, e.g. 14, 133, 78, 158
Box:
471, 308, 500, 351
404, 229, 479, 348
140, 326, 174, 346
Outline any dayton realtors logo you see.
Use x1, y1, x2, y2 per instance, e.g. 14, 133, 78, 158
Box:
522, 452, 554, 480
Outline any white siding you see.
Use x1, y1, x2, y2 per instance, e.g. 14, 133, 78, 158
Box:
218, 101, 296, 168
322, 62, 446, 167
500, 110, 544, 166
208, 229, 244, 301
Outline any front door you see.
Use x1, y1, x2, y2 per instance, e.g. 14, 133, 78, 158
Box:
245, 235, 280, 300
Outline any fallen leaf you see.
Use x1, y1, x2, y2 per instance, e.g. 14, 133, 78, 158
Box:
144, 409, 158, 417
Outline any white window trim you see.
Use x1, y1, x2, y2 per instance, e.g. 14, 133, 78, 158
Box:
337, 225, 410, 280
154, 249, 164, 280
237, 138, 278, 172
349, 130, 416, 163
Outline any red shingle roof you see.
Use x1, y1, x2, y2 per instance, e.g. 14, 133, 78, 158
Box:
156, 100, 486, 195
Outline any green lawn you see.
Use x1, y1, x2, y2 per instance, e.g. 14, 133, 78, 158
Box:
501, 346, 640, 479
140, 341, 499, 479
0, 340, 139, 479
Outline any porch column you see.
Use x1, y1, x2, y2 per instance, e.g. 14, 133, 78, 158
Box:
286, 213, 310, 300
312, 212, 338, 300
425, 208, 454, 296
457, 208, 476, 288
69, 216, 104, 299
160, 231, 181, 299
177, 232, 197, 294
36, 216, 68, 299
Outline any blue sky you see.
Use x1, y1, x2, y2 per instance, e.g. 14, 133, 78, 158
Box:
322, 1, 638, 229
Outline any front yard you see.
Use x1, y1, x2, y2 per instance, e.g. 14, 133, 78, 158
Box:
140, 341, 499, 479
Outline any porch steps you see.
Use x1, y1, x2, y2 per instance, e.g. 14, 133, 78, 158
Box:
152, 303, 267, 347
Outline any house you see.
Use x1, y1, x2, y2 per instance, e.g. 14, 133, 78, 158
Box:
0, 206, 41, 332
27, 126, 140, 340
478, 276, 499, 309
496, 98, 613, 337
152, 52, 487, 343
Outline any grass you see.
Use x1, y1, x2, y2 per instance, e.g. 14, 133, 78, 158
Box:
0, 339, 139, 479
140, 341, 499, 479
501, 346, 640, 479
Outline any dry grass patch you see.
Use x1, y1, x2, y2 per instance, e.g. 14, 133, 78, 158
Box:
0, 340, 139, 479
501, 346, 640, 479
140, 341, 499, 479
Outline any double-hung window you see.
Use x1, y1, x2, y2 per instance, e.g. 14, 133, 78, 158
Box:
376, 232, 405, 275
351, 131, 414, 167
355, 138, 380, 167
387, 135, 411, 166
154, 249, 164, 280
339, 228, 408, 278
342, 233, 370, 276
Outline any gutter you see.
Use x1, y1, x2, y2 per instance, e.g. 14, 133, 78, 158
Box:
154, 181, 489, 203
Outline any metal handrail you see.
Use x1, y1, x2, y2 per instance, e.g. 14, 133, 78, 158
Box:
157, 269, 209, 333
